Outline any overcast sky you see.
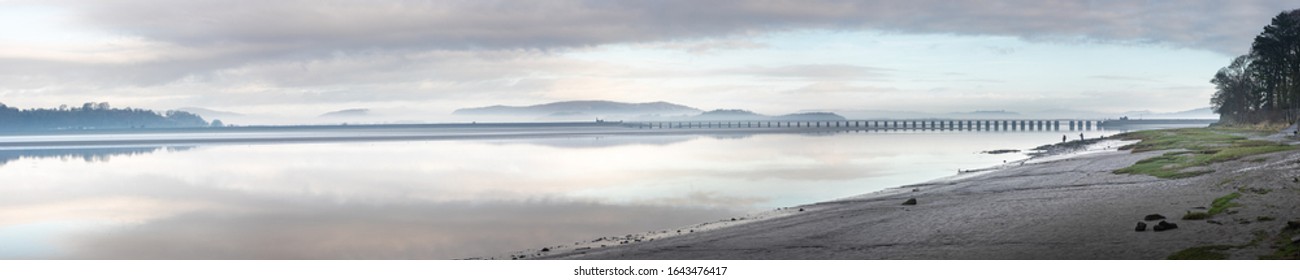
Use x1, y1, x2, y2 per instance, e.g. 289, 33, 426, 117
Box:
1, 0, 1296, 121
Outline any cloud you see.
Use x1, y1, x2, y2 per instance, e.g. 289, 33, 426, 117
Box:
31, 0, 1279, 88
1087, 75, 1162, 82
718, 64, 891, 80
63, 0, 1294, 55
649, 38, 770, 54
3, 0, 1285, 115
783, 82, 900, 94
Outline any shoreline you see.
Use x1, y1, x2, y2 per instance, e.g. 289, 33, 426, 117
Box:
491, 136, 1127, 260
525, 129, 1300, 260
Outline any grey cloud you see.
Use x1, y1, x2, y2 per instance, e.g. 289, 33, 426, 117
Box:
6, 0, 1285, 112
36, 0, 1286, 87
68, 0, 1294, 55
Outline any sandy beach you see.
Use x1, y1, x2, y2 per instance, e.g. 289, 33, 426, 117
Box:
525, 129, 1300, 260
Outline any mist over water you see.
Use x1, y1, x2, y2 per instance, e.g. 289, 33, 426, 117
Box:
0, 128, 1131, 259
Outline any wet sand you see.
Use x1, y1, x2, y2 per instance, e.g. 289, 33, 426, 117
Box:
535, 134, 1300, 260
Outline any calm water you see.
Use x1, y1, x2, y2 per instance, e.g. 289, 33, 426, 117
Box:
0, 128, 1128, 259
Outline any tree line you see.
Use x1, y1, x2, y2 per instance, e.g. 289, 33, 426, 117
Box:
1211, 9, 1300, 124
0, 102, 213, 131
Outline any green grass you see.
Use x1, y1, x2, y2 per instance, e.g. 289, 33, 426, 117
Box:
1260, 224, 1300, 260
1181, 192, 1241, 220
1240, 186, 1273, 195
1116, 128, 1247, 152
1167, 245, 1235, 260
1112, 128, 1294, 179
1208, 192, 1242, 215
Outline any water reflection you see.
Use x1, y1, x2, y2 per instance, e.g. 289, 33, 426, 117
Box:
0, 146, 193, 166
0, 129, 1123, 259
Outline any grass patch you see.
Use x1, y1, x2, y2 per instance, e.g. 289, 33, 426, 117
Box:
1208, 192, 1242, 215
1112, 128, 1294, 179
1115, 128, 1246, 152
1181, 193, 1242, 220
1240, 186, 1272, 195
1257, 216, 1275, 222
1259, 223, 1300, 260
1167, 245, 1235, 260
1212, 122, 1293, 132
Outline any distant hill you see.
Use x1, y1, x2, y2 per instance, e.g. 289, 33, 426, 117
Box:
176, 107, 244, 119
320, 108, 370, 118
775, 112, 846, 121
690, 109, 846, 121
1145, 107, 1216, 119
692, 109, 766, 120
453, 101, 701, 119
952, 110, 1020, 117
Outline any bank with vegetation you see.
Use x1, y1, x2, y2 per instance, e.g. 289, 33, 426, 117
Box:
0, 102, 215, 132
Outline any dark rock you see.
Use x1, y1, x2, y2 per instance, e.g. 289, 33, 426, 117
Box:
798, 208, 804, 212
1207, 220, 1223, 225
540, 247, 550, 252
1192, 206, 1207, 210
1153, 221, 1179, 232
1144, 214, 1166, 221
1287, 220, 1300, 230
902, 198, 918, 205
1135, 222, 1147, 232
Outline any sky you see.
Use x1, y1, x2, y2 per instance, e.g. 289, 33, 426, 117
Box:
0, 0, 1296, 122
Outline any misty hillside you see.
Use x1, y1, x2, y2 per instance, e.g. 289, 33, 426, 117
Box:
691, 109, 846, 121
691, 109, 766, 120
453, 101, 702, 118
1129, 107, 1216, 119
176, 107, 244, 119
320, 108, 371, 118
775, 112, 846, 121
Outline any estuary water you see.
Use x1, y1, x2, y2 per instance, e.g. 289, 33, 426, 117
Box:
0, 126, 1134, 259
